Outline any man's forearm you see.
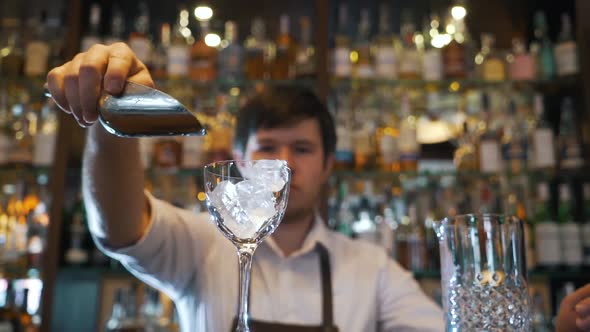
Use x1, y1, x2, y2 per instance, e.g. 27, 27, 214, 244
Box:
82, 124, 150, 248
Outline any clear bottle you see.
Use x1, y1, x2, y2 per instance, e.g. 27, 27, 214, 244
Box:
272, 15, 296, 80
554, 13, 579, 77
104, 4, 125, 45
333, 93, 354, 170
80, 3, 101, 52
150, 23, 171, 81
454, 121, 479, 171
479, 34, 506, 81
558, 97, 584, 170
106, 289, 126, 332
398, 94, 419, 172
533, 11, 556, 79
219, 21, 244, 82
294, 16, 316, 79
501, 100, 528, 174
399, 12, 421, 80
421, 16, 443, 81
64, 194, 90, 266
244, 18, 271, 80
18, 288, 33, 331
533, 182, 560, 268
24, 11, 50, 78
375, 98, 400, 172
333, 4, 351, 78
0, 281, 20, 332
510, 38, 536, 80
530, 94, 556, 170
353, 9, 374, 79
167, 13, 190, 79
374, 4, 397, 79
478, 93, 502, 173
558, 183, 583, 267
128, 2, 153, 66
190, 21, 218, 82
32, 99, 58, 167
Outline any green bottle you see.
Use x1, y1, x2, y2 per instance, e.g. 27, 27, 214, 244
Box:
534, 12, 556, 79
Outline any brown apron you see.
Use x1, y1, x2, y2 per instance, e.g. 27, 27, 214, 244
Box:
231, 243, 339, 332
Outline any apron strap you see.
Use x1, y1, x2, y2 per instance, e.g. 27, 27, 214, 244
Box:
316, 243, 334, 329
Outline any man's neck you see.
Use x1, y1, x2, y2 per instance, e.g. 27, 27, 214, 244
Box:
271, 213, 315, 257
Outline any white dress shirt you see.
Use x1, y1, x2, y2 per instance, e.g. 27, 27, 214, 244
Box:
97, 193, 444, 332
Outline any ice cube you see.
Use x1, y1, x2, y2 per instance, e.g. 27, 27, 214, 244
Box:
223, 217, 257, 239
208, 180, 249, 225
252, 160, 288, 191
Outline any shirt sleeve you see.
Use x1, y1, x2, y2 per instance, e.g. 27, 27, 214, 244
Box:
93, 191, 219, 300
377, 259, 445, 332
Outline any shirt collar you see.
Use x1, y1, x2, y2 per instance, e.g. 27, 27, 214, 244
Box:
264, 213, 330, 260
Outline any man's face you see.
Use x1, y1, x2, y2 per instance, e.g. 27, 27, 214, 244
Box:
238, 118, 333, 222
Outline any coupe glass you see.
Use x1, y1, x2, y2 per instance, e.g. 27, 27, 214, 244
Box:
203, 160, 291, 332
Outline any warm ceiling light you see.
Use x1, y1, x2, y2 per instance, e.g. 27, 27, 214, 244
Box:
194, 6, 213, 21
451, 6, 467, 20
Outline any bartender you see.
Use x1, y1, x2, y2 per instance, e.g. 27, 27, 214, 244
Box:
46, 42, 444, 331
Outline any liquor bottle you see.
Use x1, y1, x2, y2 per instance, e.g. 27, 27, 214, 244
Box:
375, 99, 400, 172
583, 183, 590, 266
554, 13, 579, 77
374, 4, 397, 79
479, 34, 506, 81
64, 195, 90, 266
352, 116, 375, 171
106, 289, 127, 332
24, 11, 50, 77
0, 91, 14, 166
128, 2, 153, 66
478, 93, 502, 173
150, 24, 170, 80
80, 3, 101, 52
353, 9, 374, 79
0, 19, 25, 78
397, 203, 426, 272
398, 94, 419, 172
558, 183, 583, 267
510, 38, 536, 80
167, 14, 189, 79
272, 15, 296, 80
32, 99, 58, 167
18, 288, 34, 331
501, 100, 528, 174
105, 4, 125, 45
534, 182, 560, 268
333, 93, 354, 170
421, 16, 443, 81
533, 12, 556, 79
0, 282, 20, 332
190, 21, 218, 82
454, 121, 478, 171
294, 16, 316, 79
399, 12, 421, 80
244, 18, 271, 80
141, 288, 168, 332
352, 182, 378, 243
558, 97, 584, 170
443, 18, 466, 79
530, 94, 556, 170
219, 21, 244, 82
333, 4, 351, 78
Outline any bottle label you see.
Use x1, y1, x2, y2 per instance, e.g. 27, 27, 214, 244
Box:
561, 223, 583, 266
483, 59, 506, 81
511, 55, 537, 80
399, 49, 421, 77
380, 134, 399, 164
559, 136, 584, 169
533, 128, 556, 168
334, 47, 351, 77
479, 140, 502, 173
535, 222, 562, 266
25, 41, 50, 76
555, 42, 579, 76
33, 132, 57, 166
167, 46, 190, 77
443, 43, 465, 77
502, 140, 528, 165
422, 49, 443, 81
375, 47, 397, 79
335, 151, 354, 163
129, 37, 153, 64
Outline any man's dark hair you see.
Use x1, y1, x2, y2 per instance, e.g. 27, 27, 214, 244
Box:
233, 85, 336, 162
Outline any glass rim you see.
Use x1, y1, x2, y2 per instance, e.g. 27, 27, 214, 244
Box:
203, 159, 289, 177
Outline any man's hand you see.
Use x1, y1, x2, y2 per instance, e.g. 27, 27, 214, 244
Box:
46, 42, 154, 128
557, 284, 590, 332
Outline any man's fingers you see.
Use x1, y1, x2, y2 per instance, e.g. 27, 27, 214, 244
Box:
576, 297, 590, 317
576, 316, 590, 331
103, 43, 136, 95
79, 44, 109, 123
63, 54, 91, 127
46, 66, 71, 114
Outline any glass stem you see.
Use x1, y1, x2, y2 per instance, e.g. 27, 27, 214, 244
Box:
235, 244, 256, 332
